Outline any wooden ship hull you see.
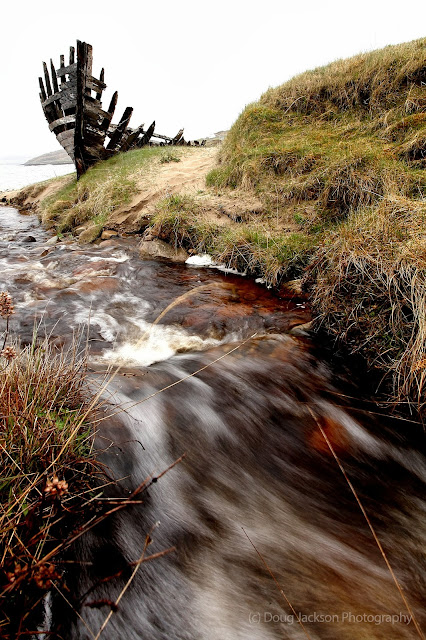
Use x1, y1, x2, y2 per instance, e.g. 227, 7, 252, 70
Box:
39, 41, 197, 178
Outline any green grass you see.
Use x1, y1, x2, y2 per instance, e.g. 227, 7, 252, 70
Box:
40, 147, 181, 238
183, 38, 426, 413
151, 194, 312, 284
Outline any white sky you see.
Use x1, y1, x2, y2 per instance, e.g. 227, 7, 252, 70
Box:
0, 0, 425, 161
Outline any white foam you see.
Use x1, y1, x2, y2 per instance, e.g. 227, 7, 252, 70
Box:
185, 253, 247, 277
185, 254, 213, 266
101, 322, 219, 367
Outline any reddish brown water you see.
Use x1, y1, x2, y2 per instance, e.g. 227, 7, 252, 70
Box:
1, 207, 425, 639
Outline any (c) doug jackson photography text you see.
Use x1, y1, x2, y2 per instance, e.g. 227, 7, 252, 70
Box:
248, 611, 413, 626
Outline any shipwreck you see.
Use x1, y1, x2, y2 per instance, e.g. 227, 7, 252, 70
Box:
39, 40, 202, 178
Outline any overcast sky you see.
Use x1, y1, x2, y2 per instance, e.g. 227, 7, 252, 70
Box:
1, 0, 425, 162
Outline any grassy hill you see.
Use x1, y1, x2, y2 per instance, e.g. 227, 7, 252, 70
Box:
192, 38, 426, 414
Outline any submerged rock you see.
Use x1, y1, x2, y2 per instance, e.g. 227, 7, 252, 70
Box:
139, 239, 188, 262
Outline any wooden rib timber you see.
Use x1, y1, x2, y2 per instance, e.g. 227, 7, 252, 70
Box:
39, 40, 204, 179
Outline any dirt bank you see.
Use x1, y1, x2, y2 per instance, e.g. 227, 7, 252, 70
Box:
1, 148, 263, 243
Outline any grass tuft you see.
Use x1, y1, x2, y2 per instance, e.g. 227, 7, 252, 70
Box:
0, 297, 106, 637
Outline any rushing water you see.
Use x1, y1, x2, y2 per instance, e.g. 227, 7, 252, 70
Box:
0, 206, 425, 639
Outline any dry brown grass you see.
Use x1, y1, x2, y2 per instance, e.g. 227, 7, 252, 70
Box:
308, 197, 426, 413
261, 38, 426, 116
0, 297, 108, 637
204, 37, 426, 415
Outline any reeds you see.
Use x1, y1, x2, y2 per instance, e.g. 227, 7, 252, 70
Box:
0, 296, 106, 637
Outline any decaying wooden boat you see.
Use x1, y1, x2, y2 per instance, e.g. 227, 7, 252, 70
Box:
39, 40, 201, 178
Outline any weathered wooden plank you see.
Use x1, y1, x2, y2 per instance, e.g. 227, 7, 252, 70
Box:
60, 140, 74, 152
82, 133, 106, 151
86, 45, 93, 77
39, 77, 47, 102
50, 59, 59, 94
42, 90, 63, 107
100, 91, 117, 131
43, 62, 53, 97
57, 80, 77, 94
57, 132, 74, 147
57, 88, 77, 111
61, 99, 77, 112
56, 130, 75, 144
138, 120, 156, 146
149, 131, 173, 141
49, 115, 76, 131
121, 123, 145, 151
85, 102, 111, 121
107, 91, 118, 115
172, 129, 184, 144
69, 46, 75, 65
84, 123, 107, 138
96, 68, 105, 101
81, 144, 107, 160
85, 45, 93, 96
41, 61, 64, 123
74, 40, 87, 178
87, 76, 106, 93
106, 106, 133, 150
56, 63, 77, 77
57, 76, 77, 113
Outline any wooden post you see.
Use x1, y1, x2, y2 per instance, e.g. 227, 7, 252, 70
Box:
74, 40, 89, 179
106, 106, 133, 151
138, 120, 156, 147
43, 62, 52, 97
50, 59, 59, 94
59, 54, 66, 85
96, 68, 104, 101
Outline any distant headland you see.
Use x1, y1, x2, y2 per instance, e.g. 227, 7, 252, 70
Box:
24, 150, 72, 166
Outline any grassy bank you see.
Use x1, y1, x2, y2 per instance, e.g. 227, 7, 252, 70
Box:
7, 146, 184, 243
42, 146, 184, 241
152, 39, 426, 414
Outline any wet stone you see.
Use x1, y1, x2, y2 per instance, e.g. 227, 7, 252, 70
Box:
139, 239, 188, 263
101, 230, 119, 240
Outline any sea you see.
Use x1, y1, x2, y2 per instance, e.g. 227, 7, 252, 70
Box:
0, 163, 75, 192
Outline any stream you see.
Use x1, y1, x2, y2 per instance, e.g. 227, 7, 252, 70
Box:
1, 206, 425, 639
